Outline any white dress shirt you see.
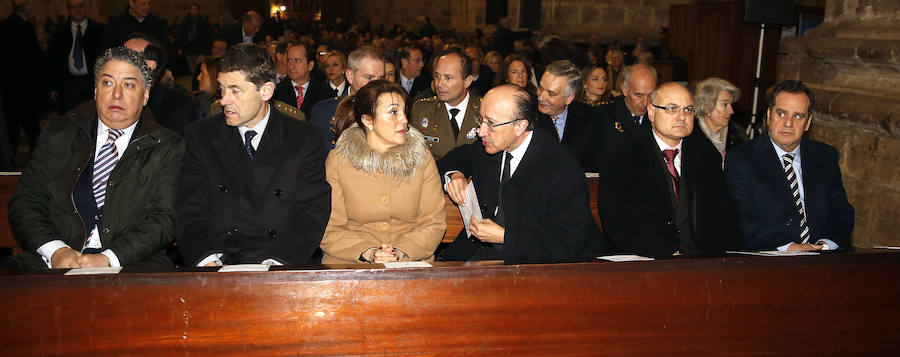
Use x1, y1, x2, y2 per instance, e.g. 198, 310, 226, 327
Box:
399, 73, 414, 93
68, 19, 89, 76
35, 119, 139, 268
444, 92, 471, 134
652, 131, 682, 176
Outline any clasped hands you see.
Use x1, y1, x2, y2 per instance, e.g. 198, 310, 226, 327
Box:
50, 247, 110, 269
446, 172, 504, 244
363, 244, 407, 263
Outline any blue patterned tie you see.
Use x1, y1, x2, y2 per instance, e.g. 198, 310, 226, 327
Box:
244, 130, 257, 160
782, 153, 810, 243
92, 129, 124, 208
73, 24, 85, 70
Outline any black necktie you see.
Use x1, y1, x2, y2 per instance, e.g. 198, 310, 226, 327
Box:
449, 108, 461, 138
244, 130, 257, 160
495, 152, 513, 226
73, 24, 85, 70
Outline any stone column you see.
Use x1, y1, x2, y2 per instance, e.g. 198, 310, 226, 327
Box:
776, 0, 899, 247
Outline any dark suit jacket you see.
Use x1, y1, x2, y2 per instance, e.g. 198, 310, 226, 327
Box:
149, 85, 197, 136
309, 95, 343, 151
724, 133, 854, 251
437, 128, 606, 261
469, 65, 494, 97
47, 18, 105, 87
222, 24, 265, 47
598, 130, 739, 258
103, 11, 166, 49
535, 101, 615, 172
272, 78, 329, 120
409, 75, 431, 99
176, 15, 212, 55
176, 103, 331, 265
600, 96, 651, 135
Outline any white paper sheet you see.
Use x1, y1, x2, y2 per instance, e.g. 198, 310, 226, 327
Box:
458, 180, 482, 237
726, 250, 820, 256
218, 264, 271, 272
598, 255, 655, 262
382, 261, 433, 269
872, 246, 900, 250
64, 267, 122, 275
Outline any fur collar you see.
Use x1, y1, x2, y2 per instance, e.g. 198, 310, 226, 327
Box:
334, 124, 429, 181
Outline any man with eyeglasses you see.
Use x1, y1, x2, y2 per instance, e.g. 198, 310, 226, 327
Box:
534, 60, 615, 172
399, 46, 429, 98
724, 80, 853, 252
597, 82, 739, 258
601, 63, 657, 135
309, 46, 384, 151
410, 47, 482, 159
437, 84, 605, 261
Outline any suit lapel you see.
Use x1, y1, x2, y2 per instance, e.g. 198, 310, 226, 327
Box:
431, 101, 453, 143
211, 117, 254, 197
640, 132, 678, 209
755, 133, 795, 205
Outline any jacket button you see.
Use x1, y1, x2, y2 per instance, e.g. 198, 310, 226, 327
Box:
102, 227, 110, 234
268, 229, 277, 238
666, 220, 674, 226
231, 226, 239, 233
75, 167, 81, 172
380, 222, 390, 231
274, 189, 283, 197
108, 180, 115, 187
218, 184, 228, 192
380, 195, 390, 205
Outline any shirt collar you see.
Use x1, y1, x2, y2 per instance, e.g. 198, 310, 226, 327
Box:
770, 137, 802, 163
237, 103, 272, 142
444, 91, 471, 112
96, 117, 139, 143
507, 130, 533, 162
652, 130, 682, 152
71, 19, 88, 30
291, 80, 310, 90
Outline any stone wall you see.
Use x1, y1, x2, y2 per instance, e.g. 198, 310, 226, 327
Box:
776, 0, 899, 247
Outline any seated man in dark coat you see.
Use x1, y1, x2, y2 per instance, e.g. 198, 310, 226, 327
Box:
176, 44, 331, 267
8, 47, 184, 269
438, 84, 605, 261
724, 80, 854, 251
597, 82, 739, 258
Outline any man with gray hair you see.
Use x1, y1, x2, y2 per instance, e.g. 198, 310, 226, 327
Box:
602, 63, 658, 134
535, 60, 614, 172
9, 46, 185, 269
309, 46, 384, 150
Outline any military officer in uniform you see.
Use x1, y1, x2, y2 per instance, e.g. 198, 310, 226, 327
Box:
410, 47, 481, 159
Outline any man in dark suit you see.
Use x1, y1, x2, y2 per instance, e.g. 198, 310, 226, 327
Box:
601, 64, 657, 135
9, 47, 184, 269
438, 84, 604, 261
0, 0, 43, 160
398, 46, 430, 98
725, 80, 854, 252
124, 35, 196, 135
222, 11, 265, 47
272, 43, 329, 120
597, 82, 739, 258
534, 60, 613, 172
309, 46, 384, 151
177, 44, 330, 267
176, 3, 212, 76
48, 0, 105, 114
102, 0, 166, 50
464, 46, 494, 97
491, 17, 534, 57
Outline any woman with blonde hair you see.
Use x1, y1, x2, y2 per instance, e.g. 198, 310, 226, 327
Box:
322, 50, 349, 97
321, 80, 446, 264
693, 77, 748, 159
483, 50, 502, 74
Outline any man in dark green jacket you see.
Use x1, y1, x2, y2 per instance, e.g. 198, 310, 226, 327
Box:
8, 46, 184, 269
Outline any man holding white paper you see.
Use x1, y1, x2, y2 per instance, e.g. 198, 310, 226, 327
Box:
437, 84, 605, 261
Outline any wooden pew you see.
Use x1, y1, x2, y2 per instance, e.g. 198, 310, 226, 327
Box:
2, 250, 898, 355
0, 173, 20, 254
443, 175, 601, 243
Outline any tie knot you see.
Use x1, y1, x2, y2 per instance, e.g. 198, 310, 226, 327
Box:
663, 149, 679, 162
449, 108, 460, 118
782, 153, 795, 165
107, 129, 124, 141
245, 130, 257, 143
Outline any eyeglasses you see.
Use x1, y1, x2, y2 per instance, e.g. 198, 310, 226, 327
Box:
474, 114, 522, 132
651, 103, 696, 115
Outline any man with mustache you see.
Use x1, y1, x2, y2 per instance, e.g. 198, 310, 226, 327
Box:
9, 47, 184, 269
437, 84, 605, 261
176, 44, 330, 267
597, 82, 739, 258
724, 80, 854, 251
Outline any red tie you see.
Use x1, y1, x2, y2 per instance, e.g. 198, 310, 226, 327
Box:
662, 149, 680, 202
295, 85, 304, 108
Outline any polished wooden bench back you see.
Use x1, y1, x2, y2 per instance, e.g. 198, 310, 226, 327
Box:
2, 251, 898, 355
0, 173, 19, 254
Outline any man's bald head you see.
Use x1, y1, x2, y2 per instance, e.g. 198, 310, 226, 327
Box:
622, 64, 658, 116
647, 82, 694, 148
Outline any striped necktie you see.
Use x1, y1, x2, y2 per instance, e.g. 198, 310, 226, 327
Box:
295, 85, 304, 109
93, 129, 124, 208
782, 153, 810, 243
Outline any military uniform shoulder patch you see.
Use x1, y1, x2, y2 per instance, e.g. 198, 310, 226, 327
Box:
273, 100, 305, 121
415, 96, 439, 103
